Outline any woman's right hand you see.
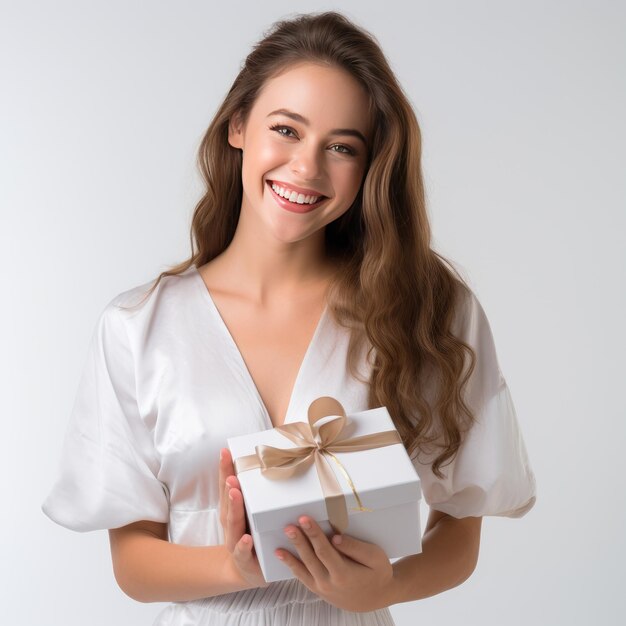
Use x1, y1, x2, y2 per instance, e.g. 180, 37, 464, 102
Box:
218, 447, 270, 589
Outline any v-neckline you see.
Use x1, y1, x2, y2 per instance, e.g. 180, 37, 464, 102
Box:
190, 264, 329, 430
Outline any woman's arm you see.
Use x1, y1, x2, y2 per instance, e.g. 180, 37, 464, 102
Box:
386, 508, 482, 606
107, 509, 481, 606
108, 521, 255, 603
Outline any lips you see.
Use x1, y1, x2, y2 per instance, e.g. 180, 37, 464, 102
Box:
266, 180, 328, 213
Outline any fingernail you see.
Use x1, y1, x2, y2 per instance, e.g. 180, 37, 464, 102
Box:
276, 551, 284, 560
220, 449, 224, 461
299, 518, 311, 530
332, 534, 342, 545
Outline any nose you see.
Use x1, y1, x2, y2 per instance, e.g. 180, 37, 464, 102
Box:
290, 141, 324, 182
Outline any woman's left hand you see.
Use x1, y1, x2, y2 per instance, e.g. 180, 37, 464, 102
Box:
276, 516, 397, 612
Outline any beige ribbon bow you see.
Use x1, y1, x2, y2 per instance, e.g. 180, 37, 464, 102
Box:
233, 396, 402, 534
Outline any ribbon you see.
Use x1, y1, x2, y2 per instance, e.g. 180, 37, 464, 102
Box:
233, 396, 402, 534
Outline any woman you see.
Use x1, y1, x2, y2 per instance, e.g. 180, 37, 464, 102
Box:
41, 11, 536, 625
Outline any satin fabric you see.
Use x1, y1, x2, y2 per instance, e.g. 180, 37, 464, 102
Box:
41, 264, 536, 625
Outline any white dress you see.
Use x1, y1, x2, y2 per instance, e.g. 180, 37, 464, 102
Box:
41, 264, 537, 625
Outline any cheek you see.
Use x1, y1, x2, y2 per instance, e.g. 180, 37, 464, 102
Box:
259, 140, 291, 164
336, 166, 366, 199
244, 144, 291, 187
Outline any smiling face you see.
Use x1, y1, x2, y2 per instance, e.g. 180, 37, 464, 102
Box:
228, 62, 371, 245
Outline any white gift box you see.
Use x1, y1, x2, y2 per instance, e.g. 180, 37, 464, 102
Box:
226, 398, 422, 583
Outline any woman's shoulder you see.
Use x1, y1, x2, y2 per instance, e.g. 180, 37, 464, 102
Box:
449, 280, 491, 339
104, 265, 200, 322
449, 281, 507, 399
87, 266, 202, 355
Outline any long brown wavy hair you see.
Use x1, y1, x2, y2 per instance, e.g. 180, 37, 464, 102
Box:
121, 10, 478, 479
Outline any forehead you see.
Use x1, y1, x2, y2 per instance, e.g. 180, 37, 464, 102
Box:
252, 62, 371, 132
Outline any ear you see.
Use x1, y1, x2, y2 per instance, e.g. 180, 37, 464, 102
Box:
228, 111, 245, 150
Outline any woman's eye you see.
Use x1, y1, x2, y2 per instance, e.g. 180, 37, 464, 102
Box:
330, 144, 354, 155
269, 124, 297, 138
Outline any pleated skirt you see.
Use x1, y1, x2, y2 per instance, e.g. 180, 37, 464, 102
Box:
153, 577, 395, 626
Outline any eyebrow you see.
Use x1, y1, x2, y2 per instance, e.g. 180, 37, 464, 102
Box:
267, 108, 368, 147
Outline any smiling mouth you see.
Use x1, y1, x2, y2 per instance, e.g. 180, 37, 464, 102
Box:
265, 180, 329, 212
266, 180, 328, 203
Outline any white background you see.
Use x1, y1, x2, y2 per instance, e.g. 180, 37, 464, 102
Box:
2, 1, 624, 624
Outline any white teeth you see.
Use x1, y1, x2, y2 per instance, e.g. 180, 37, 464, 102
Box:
271, 182, 322, 205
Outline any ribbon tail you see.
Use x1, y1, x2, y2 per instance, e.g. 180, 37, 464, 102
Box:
314, 452, 349, 534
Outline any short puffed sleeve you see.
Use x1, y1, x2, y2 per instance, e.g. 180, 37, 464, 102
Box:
412, 288, 537, 519
41, 298, 170, 531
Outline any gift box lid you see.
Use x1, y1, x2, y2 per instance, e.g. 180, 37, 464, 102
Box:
227, 405, 422, 534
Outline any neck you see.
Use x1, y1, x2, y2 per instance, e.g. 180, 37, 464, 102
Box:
211, 201, 334, 308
